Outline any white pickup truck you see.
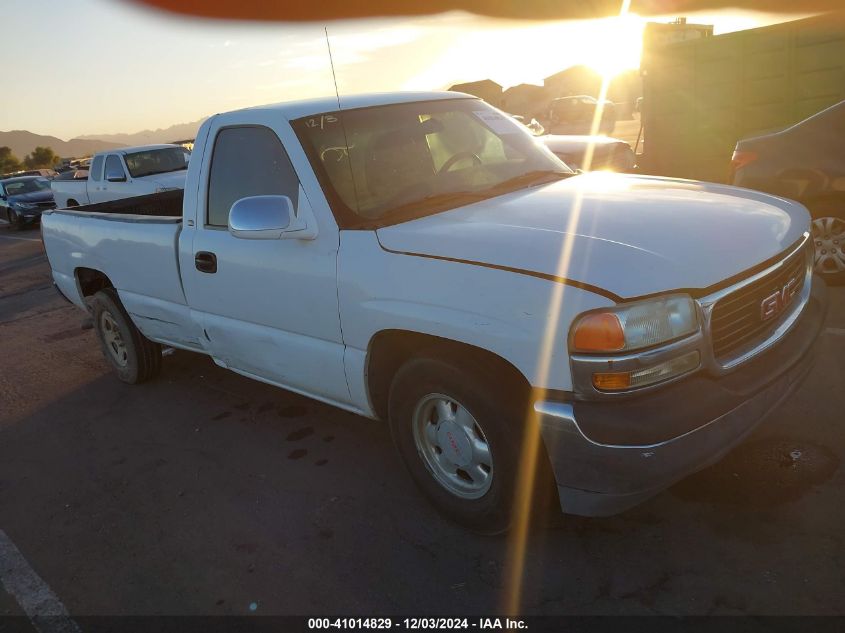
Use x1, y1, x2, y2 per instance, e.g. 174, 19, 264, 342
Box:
41, 92, 827, 532
50, 144, 190, 208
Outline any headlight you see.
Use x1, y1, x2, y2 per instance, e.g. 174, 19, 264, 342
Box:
571, 294, 699, 353
570, 294, 702, 393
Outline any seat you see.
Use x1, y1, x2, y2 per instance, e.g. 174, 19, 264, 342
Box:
364, 127, 433, 203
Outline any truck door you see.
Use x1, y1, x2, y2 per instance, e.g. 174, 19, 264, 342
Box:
180, 121, 350, 407
97, 154, 129, 202
86, 154, 105, 204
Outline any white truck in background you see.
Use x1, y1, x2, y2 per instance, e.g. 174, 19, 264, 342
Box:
40, 92, 826, 533
50, 144, 190, 208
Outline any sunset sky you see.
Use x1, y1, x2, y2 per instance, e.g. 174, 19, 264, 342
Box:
2, 0, 804, 139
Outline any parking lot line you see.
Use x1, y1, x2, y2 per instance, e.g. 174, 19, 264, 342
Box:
0, 529, 81, 633
824, 327, 845, 336
0, 234, 40, 242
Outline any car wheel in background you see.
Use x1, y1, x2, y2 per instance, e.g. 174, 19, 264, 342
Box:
67, 199, 79, 207
388, 352, 553, 534
91, 288, 162, 383
809, 199, 845, 285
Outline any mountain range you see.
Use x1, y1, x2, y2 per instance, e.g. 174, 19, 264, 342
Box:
1, 117, 206, 160
0, 131, 125, 161
76, 118, 205, 147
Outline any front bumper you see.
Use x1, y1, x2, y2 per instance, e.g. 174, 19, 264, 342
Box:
537, 275, 828, 517
15, 209, 45, 225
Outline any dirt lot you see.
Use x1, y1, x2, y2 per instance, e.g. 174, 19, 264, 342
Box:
1, 227, 844, 619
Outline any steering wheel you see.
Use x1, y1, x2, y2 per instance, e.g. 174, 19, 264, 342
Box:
438, 151, 482, 174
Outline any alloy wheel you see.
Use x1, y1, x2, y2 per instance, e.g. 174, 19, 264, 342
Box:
812, 216, 845, 274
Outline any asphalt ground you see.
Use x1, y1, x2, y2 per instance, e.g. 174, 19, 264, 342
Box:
0, 226, 843, 622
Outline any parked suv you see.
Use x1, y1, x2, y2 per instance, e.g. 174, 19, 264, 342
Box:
731, 100, 845, 284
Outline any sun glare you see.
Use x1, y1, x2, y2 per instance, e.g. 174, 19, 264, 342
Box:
404, 12, 645, 95
502, 0, 636, 617
583, 14, 645, 78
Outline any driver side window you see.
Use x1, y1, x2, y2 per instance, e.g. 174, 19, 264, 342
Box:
104, 155, 125, 180
206, 126, 299, 227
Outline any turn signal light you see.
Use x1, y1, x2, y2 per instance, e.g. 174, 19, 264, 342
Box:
592, 372, 632, 391
591, 350, 701, 392
572, 313, 625, 352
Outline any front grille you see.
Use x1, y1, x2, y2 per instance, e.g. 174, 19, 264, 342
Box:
36, 201, 55, 209
710, 243, 807, 361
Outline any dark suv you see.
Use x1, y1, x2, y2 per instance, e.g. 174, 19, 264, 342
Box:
730, 100, 845, 284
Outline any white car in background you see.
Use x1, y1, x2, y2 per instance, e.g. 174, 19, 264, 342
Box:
50, 144, 189, 208
540, 135, 636, 172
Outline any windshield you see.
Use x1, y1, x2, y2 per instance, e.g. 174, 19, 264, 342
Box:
123, 147, 190, 178
292, 99, 572, 228
2, 177, 50, 196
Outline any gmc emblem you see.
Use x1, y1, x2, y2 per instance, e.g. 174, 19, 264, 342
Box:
760, 276, 801, 322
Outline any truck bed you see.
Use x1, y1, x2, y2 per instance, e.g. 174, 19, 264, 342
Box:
41, 189, 193, 349
64, 189, 183, 218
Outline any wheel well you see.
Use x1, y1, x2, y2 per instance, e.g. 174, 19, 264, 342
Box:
366, 330, 530, 421
67, 199, 79, 207
75, 268, 114, 298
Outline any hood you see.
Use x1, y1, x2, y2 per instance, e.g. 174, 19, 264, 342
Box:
376, 173, 809, 300
136, 169, 187, 189
9, 189, 54, 204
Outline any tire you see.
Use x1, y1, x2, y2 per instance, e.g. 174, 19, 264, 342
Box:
388, 352, 552, 534
66, 199, 79, 208
7, 210, 20, 231
91, 288, 162, 384
808, 199, 845, 285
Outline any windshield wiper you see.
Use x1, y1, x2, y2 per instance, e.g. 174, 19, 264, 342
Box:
483, 169, 574, 195
356, 171, 575, 228
382, 190, 490, 221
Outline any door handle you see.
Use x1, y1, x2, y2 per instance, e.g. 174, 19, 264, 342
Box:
195, 251, 217, 273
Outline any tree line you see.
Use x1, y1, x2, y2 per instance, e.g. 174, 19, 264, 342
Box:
0, 146, 60, 173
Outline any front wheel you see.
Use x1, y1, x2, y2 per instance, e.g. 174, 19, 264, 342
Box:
809, 200, 845, 285
91, 289, 162, 383
388, 354, 551, 534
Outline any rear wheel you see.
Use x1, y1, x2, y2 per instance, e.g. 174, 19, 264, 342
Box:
809, 200, 845, 285
91, 288, 162, 383
388, 353, 552, 534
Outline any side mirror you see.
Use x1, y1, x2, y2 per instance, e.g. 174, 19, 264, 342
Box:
106, 170, 126, 182
228, 195, 306, 240
527, 119, 545, 136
